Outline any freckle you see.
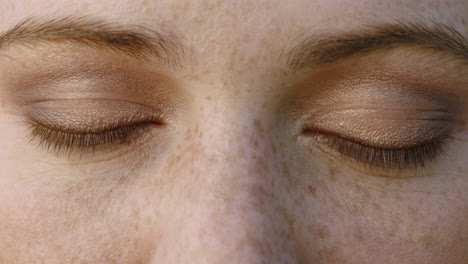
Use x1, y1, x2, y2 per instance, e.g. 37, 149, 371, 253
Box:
193, 17, 206, 24
319, 246, 338, 260
182, 1, 191, 10
353, 227, 365, 242
387, 219, 399, 236
307, 185, 317, 197
166, 154, 182, 169
372, 201, 382, 211
250, 137, 259, 147
271, 144, 277, 154
253, 119, 261, 129
248, 56, 257, 65
184, 129, 193, 140
191, 74, 201, 80
255, 121, 265, 134
205, 96, 212, 100
132, 208, 139, 218
379, 191, 387, 199
241, 33, 252, 43
393, 193, 403, 201
420, 232, 437, 247
317, 225, 330, 239
326, 161, 338, 182
360, 188, 371, 199
281, 162, 290, 176
328, 169, 337, 182
144, 215, 152, 226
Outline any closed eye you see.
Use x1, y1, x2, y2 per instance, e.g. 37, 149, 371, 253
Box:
27, 118, 161, 157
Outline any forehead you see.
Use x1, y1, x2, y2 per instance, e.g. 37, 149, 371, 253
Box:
1, 0, 468, 22
3, 0, 466, 31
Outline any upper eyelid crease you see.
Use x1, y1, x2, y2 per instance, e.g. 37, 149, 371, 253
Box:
303, 108, 456, 123
0, 16, 187, 70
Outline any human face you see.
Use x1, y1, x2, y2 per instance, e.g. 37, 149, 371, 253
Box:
0, 0, 467, 263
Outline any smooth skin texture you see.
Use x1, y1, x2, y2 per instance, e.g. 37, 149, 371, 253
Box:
0, 0, 467, 263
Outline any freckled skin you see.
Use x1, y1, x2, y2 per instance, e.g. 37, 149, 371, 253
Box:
0, 0, 467, 263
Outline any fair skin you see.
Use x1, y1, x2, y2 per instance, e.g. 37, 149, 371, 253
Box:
0, 0, 467, 263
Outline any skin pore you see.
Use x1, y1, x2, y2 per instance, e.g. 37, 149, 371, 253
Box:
0, 0, 467, 263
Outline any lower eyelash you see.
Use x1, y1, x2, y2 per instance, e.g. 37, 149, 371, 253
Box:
27, 121, 153, 156
315, 134, 446, 170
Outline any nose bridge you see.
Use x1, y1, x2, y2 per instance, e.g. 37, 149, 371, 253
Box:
151, 112, 298, 263
182, 102, 278, 192
189, 109, 281, 217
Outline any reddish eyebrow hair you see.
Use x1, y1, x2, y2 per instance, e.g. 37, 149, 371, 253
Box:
285, 22, 468, 71
0, 16, 186, 69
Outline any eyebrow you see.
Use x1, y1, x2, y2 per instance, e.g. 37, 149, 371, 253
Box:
0, 17, 186, 69
1, 18, 466, 73
285, 22, 468, 71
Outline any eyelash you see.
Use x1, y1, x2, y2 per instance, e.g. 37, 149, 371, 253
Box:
27, 117, 447, 170
314, 133, 446, 170
27, 120, 154, 156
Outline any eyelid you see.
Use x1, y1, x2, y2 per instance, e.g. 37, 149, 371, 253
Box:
3, 50, 177, 112
300, 132, 446, 178
26, 117, 159, 158
22, 99, 166, 130
296, 106, 453, 176
21, 99, 167, 158
301, 115, 451, 150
